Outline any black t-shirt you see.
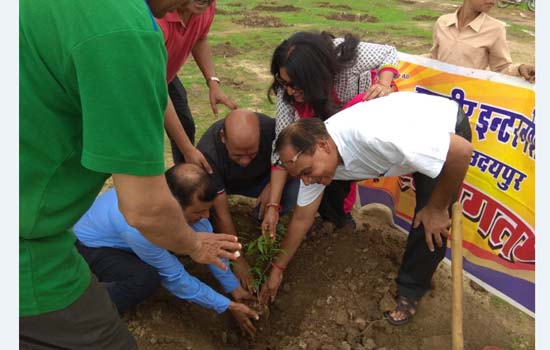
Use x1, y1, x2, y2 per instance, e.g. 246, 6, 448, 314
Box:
197, 113, 275, 194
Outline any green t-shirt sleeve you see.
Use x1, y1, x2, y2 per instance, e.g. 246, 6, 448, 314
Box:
69, 30, 168, 176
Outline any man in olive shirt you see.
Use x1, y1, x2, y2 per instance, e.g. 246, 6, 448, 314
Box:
19, 0, 240, 348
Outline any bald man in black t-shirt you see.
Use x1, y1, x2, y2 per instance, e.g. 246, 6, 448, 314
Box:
197, 109, 299, 292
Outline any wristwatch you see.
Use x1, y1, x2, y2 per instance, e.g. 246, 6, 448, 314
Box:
207, 76, 221, 86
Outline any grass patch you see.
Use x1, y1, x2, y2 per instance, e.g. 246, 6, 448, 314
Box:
506, 23, 535, 40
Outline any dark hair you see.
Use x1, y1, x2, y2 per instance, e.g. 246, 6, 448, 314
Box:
165, 164, 217, 208
268, 31, 360, 120
275, 118, 330, 156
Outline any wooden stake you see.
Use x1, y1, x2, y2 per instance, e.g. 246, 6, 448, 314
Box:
451, 202, 464, 350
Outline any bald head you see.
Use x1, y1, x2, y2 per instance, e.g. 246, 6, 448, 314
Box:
224, 109, 260, 147
165, 163, 217, 208
168, 163, 204, 189
221, 109, 260, 167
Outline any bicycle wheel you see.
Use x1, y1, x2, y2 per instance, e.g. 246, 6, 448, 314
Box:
496, 0, 511, 8
527, 0, 535, 11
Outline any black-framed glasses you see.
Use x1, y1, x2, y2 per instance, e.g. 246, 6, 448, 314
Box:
275, 73, 300, 91
275, 150, 303, 169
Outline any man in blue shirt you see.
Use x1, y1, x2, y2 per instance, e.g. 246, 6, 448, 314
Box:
74, 163, 259, 337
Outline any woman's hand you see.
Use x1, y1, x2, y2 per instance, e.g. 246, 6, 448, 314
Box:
259, 266, 284, 305
255, 184, 271, 221
363, 83, 393, 100
261, 206, 280, 239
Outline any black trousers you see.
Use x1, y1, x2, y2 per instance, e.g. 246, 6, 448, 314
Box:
76, 242, 161, 315
396, 108, 472, 299
319, 180, 355, 228
168, 76, 196, 165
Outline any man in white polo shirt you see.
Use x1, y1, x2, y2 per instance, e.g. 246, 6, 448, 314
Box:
260, 91, 473, 325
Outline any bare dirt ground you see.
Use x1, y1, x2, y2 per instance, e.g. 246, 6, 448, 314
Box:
252, 5, 302, 12
232, 14, 289, 28
125, 198, 534, 350
122, 2, 535, 349
211, 42, 242, 58
324, 13, 380, 23
317, 2, 353, 11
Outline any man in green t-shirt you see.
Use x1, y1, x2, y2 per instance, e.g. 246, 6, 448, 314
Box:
19, 0, 242, 348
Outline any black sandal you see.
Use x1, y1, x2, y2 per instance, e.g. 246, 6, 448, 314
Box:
383, 295, 419, 326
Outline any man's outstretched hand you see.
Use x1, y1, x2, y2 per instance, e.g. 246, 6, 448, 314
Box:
189, 232, 242, 270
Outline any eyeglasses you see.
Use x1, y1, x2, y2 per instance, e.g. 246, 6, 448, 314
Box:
275, 150, 303, 169
275, 73, 300, 91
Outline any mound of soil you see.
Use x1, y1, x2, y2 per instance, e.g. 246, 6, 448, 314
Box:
123, 198, 534, 349
232, 15, 288, 28
253, 5, 301, 12
325, 13, 380, 23
317, 2, 353, 11
211, 42, 241, 58
412, 14, 440, 21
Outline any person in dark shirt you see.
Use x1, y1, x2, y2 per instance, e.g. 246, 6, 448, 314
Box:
197, 109, 299, 291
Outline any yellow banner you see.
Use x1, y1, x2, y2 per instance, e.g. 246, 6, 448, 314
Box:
357, 53, 535, 315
